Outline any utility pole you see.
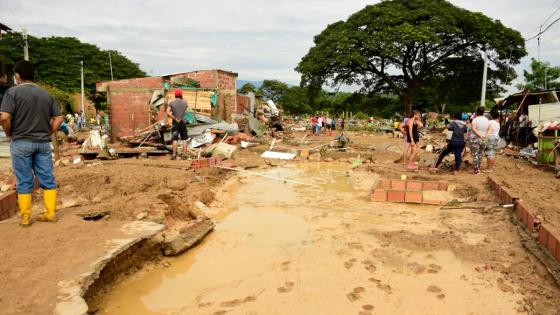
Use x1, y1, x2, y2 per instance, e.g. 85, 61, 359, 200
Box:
108, 52, 114, 80
22, 28, 29, 61
479, 51, 488, 108
545, 67, 548, 90
80, 61, 85, 114
538, 24, 543, 62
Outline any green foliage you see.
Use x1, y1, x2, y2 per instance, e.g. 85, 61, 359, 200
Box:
36, 82, 74, 114
282, 86, 313, 115
296, 0, 526, 114
516, 58, 560, 91
261, 79, 289, 104
416, 56, 507, 113
238, 83, 258, 94
0, 32, 146, 97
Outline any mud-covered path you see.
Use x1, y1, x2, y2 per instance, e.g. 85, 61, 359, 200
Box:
99, 162, 557, 315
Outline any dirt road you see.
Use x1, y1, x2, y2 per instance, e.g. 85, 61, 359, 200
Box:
98, 161, 560, 314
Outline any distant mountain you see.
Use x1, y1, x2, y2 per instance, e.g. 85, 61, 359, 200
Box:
237, 80, 263, 89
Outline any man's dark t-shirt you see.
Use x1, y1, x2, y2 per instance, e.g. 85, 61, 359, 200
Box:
169, 99, 188, 123
0, 83, 61, 142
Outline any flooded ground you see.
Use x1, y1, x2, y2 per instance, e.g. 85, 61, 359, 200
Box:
99, 162, 529, 314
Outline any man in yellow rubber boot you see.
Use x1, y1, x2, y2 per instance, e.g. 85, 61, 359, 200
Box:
0, 60, 63, 226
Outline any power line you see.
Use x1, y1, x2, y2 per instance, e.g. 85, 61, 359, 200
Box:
523, 4, 560, 36
525, 16, 560, 41
542, 4, 560, 26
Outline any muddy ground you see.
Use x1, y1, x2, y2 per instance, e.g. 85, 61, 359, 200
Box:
0, 131, 559, 315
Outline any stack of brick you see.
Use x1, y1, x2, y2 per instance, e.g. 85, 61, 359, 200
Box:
371, 179, 449, 205
0, 191, 17, 221
488, 175, 560, 263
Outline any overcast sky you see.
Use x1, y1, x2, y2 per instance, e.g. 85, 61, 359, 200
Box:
1, 0, 560, 95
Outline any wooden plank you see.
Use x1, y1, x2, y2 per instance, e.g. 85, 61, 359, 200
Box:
165, 90, 213, 111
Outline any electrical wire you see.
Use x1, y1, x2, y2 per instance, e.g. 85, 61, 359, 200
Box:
523, 3, 560, 39
525, 16, 560, 41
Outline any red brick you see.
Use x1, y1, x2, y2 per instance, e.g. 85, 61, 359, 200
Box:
387, 190, 405, 203
0, 195, 8, 212
371, 189, 387, 202
538, 226, 549, 247
377, 179, 391, 190
438, 182, 449, 191
406, 180, 423, 191
405, 191, 423, 203
527, 212, 535, 231
391, 180, 406, 190
487, 175, 499, 192
547, 233, 558, 257
521, 207, 529, 226
422, 181, 440, 191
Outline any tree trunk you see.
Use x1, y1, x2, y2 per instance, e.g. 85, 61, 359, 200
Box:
401, 93, 413, 116
436, 100, 447, 114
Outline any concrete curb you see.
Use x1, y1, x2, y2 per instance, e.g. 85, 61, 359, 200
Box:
54, 221, 165, 315
487, 175, 560, 264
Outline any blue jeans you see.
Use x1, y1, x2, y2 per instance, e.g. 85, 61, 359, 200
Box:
10, 140, 57, 194
435, 140, 465, 171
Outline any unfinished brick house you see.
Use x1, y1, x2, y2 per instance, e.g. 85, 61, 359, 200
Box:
96, 69, 238, 140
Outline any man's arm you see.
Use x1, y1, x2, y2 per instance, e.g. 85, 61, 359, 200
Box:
166, 105, 177, 122
1, 112, 12, 139
50, 116, 63, 135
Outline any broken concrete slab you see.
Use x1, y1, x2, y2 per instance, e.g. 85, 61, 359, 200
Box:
162, 219, 215, 256
212, 143, 237, 159
54, 221, 165, 315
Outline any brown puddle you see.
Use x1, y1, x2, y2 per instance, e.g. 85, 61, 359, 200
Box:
99, 163, 524, 315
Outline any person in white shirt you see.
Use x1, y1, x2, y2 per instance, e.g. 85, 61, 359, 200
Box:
484, 111, 501, 173
469, 107, 493, 174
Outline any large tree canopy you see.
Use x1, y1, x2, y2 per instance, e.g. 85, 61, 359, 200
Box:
296, 0, 526, 114
0, 32, 146, 94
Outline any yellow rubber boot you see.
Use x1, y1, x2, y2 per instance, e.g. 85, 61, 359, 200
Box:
18, 193, 33, 227
38, 189, 57, 223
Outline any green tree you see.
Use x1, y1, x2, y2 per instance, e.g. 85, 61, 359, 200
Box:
0, 32, 146, 96
261, 79, 289, 104
281, 86, 313, 114
516, 58, 560, 91
296, 0, 526, 114
238, 83, 257, 94
417, 56, 507, 113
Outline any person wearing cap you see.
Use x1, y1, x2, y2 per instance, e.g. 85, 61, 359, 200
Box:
167, 89, 189, 160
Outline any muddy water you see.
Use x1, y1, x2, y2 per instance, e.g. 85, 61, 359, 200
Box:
100, 163, 524, 315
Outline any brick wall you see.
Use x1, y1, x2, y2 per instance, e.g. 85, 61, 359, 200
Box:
168, 69, 237, 90
168, 70, 238, 120
488, 175, 560, 264
100, 77, 164, 139
0, 191, 17, 221
98, 71, 239, 139
236, 94, 251, 114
